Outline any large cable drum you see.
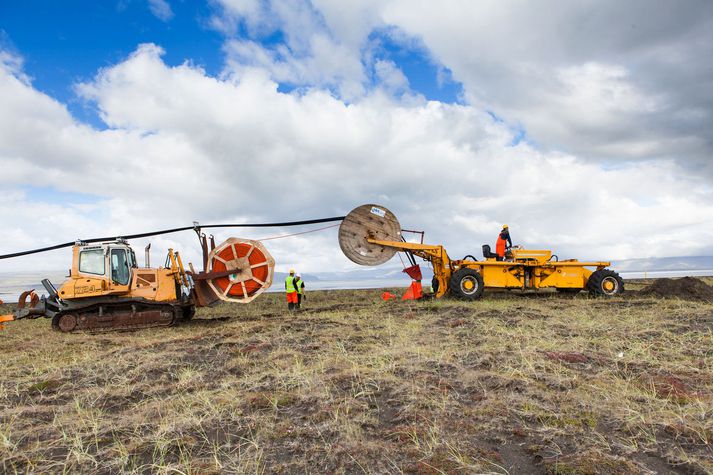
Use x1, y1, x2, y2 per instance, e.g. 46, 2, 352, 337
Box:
339, 204, 402, 266
207, 238, 274, 303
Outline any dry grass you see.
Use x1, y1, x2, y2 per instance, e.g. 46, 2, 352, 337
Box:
1, 284, 712, 474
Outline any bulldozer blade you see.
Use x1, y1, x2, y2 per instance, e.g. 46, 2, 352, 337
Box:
191, 280, 222, 307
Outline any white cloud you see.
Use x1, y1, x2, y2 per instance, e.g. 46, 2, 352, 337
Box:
0, 50, 28, 81
213, 0, 401, 100
377, 0, 713, 165
556, 63, 659, 115
374, 59, 408, 95
210, 0, 713, 171
148, 0, 173, 22
223, 35, 367, 99
1, 44, 712, 280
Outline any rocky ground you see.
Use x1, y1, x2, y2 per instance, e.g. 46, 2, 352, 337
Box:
1, 279, 712, 474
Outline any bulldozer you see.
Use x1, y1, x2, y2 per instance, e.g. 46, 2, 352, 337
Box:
338, 204, 623, 299
0, 231, 274, 332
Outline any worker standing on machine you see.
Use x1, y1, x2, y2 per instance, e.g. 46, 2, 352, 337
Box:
295, 274, 306, 308
496, 225, 512, 259
285, 269, 298, 311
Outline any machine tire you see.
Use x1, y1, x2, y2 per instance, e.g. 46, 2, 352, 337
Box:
586, 269, 624, 297
431, 276, 440, 294
449, 268, 485, 300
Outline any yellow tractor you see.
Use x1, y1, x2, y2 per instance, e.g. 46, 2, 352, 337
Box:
338, 204, 623, 299
1, 232, 275, 332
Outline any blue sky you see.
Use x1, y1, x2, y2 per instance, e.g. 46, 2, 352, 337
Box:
1, 1, 224, 127
0, 0, 463, 128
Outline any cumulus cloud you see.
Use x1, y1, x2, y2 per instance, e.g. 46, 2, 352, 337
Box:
212, 0, 713, 171
214, 0, 394, 99
147, 0, 173, 22
376, 0, 713, 168
1, 42, 712, 278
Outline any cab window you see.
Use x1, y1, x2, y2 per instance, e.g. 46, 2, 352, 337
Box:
111, 249, 130, 285
79, 249, 105, 275
128, 249, 137, 268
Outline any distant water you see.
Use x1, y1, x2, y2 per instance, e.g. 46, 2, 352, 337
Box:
1, 270, 711, 303
0, 272, 68, 303
294, 279, 409, 292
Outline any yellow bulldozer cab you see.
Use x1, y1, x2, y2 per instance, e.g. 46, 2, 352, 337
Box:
55, 241, 185, 302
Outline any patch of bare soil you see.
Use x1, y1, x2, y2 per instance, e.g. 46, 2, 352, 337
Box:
639, 277, 713, 301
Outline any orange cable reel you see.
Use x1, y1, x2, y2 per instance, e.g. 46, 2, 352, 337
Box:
207, 238, 275, 303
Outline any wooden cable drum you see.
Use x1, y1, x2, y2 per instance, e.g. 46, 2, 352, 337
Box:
338, 204, 402, 266
207, 238, 275, 303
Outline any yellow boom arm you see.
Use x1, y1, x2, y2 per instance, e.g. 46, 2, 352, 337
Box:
366, 238, 453, 297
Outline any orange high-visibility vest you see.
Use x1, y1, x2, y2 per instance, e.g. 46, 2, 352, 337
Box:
496, 235, 507, 256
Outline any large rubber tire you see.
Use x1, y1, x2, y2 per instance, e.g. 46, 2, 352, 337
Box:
586, 269, 624, 297
449, 268, 485, 300
431, 276, 440, 294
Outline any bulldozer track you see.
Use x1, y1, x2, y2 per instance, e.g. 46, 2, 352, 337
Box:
51, 300, 193, 333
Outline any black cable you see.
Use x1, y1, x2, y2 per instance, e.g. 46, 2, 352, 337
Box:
0, 216, 346, 260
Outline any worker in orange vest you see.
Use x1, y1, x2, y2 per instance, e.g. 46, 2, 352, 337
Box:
495, 224, 512, 259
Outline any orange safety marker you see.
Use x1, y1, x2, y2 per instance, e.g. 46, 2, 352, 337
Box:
381, 291, 398, 301
0, 314, 14, 330
402, 281, 423, 301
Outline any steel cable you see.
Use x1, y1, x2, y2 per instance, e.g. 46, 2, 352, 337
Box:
0, 216, 346, 260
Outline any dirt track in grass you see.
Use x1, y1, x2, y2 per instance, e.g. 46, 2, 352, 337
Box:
1, 281, 712, 474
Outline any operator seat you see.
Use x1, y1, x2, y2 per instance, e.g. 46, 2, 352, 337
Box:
482, 244, 502, 261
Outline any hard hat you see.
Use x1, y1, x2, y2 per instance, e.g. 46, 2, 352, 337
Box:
289, 269, 295, 274
502, 224, 509, 229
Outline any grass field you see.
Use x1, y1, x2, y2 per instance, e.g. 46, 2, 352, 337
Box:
1, 281, 712, 474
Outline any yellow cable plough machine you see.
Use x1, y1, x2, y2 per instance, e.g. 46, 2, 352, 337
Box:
338, 204, 624, 300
